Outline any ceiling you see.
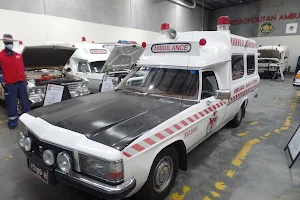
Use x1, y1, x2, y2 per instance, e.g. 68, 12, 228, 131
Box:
187, 0, 260, 10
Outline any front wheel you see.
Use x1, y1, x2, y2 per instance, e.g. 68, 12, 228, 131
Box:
135, 146, 179, 200
229, 106, 244, 128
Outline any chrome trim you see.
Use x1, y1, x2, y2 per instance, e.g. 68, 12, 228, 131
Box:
74, 150, 81, 172
55, 169, 135, 194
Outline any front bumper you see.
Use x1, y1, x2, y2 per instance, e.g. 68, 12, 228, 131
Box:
293, 82, 300, 91
21, 148, 136, 199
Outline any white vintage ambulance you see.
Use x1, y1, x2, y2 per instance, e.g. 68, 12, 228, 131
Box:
18, 16, 259, 200
61, 40, 144, 93
258, 45, 290, 78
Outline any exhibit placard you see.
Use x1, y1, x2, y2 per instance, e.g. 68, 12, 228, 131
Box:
43, 84, 64, 106
101, 76, 119, 92
284, 124, 300, 168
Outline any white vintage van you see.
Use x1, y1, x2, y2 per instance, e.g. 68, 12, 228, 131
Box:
258, 45, 290, 78
18, 16, 259, 200
62, 41, 144, 93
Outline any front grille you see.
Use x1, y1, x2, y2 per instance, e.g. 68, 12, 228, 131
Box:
28, 131, 73, 162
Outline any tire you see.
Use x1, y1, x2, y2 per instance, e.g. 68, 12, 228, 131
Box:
229, 106, 244, 128
98, 83, 102, 92
135, 146, 179, 200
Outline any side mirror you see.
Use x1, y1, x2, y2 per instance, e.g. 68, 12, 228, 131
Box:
215, 89, 231, 100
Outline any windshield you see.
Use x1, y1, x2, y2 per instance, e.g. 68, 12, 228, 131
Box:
89, 61, 105, 73
258, 50, 280, 59
117, 67, 199, 100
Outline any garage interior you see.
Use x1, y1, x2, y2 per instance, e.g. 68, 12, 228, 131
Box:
1, 0, 300, 200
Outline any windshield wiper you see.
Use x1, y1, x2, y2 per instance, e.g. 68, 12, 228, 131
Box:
115, 88, 144, 94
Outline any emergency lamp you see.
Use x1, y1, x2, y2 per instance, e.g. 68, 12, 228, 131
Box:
199, 38, 207, 46
82, 37, 86, 42
142, 42, 147, 48
161, 23, 170, 30
217, 16, 230, 31
19, 41, 23, 45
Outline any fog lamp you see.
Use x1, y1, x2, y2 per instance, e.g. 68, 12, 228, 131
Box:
24, 137, 32, 151
43, 150, 55, 166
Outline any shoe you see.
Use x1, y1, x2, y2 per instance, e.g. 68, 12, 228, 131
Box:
9, 126, 17, 130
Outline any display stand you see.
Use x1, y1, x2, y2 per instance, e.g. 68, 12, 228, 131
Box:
43, 84, 71, 106
284, 124, 300, 168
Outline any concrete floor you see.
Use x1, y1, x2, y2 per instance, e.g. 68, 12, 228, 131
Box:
1, 75, 300, 200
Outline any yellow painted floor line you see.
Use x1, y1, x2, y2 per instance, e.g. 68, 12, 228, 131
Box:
232, 138, 260, 166
274, 129, 281, 134
264, 132, 271, 137
227, 170, 235, 178
237, 132, 248, 137
203, 197, 211, 200
260, 136, 267, 139
210, 191, 220, 197
249, 121, 259, 125
169, 185, 190, 200
215, 182, 226, 191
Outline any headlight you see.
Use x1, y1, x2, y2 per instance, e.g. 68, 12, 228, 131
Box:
29, 88, 35, 95
18, 122, 28, 148
80, 154, 123, 182
24, 137, 32, 151
57, 152, 72, 173
28, 87, 46, 96
43, 150, 55, 166
18, 132, 26, 147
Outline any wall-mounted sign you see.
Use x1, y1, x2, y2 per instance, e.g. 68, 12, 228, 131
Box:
286, 23, 298, 34
260, 22, 274, 35
231, 12, 300, 25
151, 43, 191, 53
90, 49, 107, 54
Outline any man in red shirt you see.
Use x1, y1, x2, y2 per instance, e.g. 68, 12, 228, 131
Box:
0, 34, 31, 129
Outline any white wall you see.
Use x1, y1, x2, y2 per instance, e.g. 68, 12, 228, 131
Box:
0, 9, 159, 49
251, 35, 300, 72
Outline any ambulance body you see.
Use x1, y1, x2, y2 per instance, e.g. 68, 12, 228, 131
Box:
18, 17, 259, 200
258, 45, 290, 77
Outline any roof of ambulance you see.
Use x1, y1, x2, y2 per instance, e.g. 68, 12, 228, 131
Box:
258, 45, 289, 52
138, 30, 257, 68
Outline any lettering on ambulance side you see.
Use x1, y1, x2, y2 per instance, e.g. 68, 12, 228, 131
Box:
151, 43, 191, 53
90, 49, 107, 54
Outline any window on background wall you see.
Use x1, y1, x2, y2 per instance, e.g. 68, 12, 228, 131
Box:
231, 55, 244, 80
247, 55, 255, 75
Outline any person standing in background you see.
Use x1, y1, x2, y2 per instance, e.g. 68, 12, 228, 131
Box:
0, 34, 31, 129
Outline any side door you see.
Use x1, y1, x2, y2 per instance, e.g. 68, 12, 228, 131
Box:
200, 71, 227, 136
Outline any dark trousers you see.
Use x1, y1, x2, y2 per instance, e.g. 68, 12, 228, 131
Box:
5, 81, 31, 127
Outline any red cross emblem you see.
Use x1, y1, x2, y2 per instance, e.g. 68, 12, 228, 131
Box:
207, 110, 218, 133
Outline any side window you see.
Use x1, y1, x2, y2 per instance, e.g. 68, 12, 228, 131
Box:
231, 55, 244, 80
247, 55, 255, 75
78, 62, 90, 73
201, 71, 219, 99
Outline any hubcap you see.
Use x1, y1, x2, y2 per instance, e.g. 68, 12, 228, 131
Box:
153, 156, 174, 193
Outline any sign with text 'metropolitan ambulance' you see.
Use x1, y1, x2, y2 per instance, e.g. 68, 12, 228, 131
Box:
151, 43, 191, 53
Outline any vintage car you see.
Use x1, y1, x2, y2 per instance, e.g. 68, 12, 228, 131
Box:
258, 45, 290, 78
63, 41, 144, 93
18, 16, 259, 200
0, 45, 90, 112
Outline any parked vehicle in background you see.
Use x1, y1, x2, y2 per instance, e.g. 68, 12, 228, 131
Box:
258, 45, 290, 78
0, 45, 90, 112
62, 40, 144, 93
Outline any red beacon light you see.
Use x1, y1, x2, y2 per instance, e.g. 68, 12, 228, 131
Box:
161, 23, 170, 31
72, 44, 75, 47
19, 40, 23, 45
92, 41, 94, 43
217, 16, 230, 31
278, 44, 281, 46
82, 37, 86, 42
199, 38, 207, 46
142, 42, 147, 48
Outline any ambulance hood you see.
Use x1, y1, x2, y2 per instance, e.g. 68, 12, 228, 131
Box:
101, 45, 144, 72
28, 91, 183, 150
22, 45, 76, 69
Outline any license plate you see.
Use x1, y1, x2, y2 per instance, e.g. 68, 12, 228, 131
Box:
29, 160, 49, 184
